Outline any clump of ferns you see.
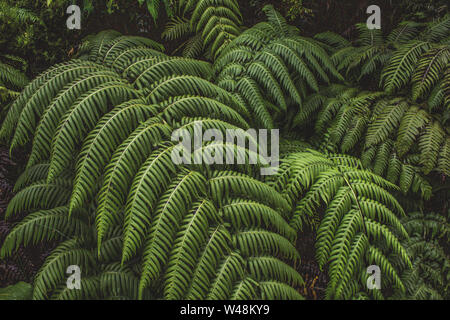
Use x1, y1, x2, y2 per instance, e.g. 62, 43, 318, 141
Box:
214, 5, 343, 130
293, 85, 448, 199
0, 2, 44, 52
391, 212, 449, 300
314, 14, 450, 114
1, 153, 304, 300
0, 57, 29, 123
270, 150, 412, 299
0, 3, 39, 119
0, 4, 433, 301
162, 0, 243, 59
0, 27, 308, 300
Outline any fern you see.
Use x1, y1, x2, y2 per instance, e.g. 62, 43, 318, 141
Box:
0, 60, 29, 125
165, 0, 242, 59
316, 15, 450, 111
0, 2, 42, 25
2, 4, 440, 301
215, 5, 342, 129
271, 150, 411, 299
392, 212, 449, 300
0, 61, 29, 91
1, 29, 304, 300
302, 87, 447, 196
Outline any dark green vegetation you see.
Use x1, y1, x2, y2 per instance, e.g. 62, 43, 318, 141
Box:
0, 0, 448, 300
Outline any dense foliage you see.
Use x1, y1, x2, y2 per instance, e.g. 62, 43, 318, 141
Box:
0, 0, 448, 300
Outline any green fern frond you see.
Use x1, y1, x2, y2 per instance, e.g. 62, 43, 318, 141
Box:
411, 46, 450, 101
33, 239, 96, 300
381, 41, 432, 94
5, 179, 72, 220
0, 61, 29, 91
0, 207, 89, 258
272, 150, 410, 299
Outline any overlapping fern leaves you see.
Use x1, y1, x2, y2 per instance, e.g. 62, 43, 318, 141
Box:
1, 3, 446, 301
163, 0, 242, 59
0, 60, 29, 123
316, 15, 450, 114
294, 86, 448, 197
0, 28, 303, 300
316, 15, 450, 108
392, 212, 449, 300
215, 5, 343, 129
271, 150, 411, 299
0, 2, 42, 25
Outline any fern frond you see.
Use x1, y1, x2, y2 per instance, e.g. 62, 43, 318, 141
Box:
6, 179, 72, 220
412, 46, 449, 101
273, 150, 410, 299
381, 41, 431, 94
0, 207, 88, 258
33, 239, 96, 300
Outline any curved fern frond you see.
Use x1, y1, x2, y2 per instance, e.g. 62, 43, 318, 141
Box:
272, 150, 410, 299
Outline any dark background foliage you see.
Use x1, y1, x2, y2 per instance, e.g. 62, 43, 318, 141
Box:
1, 0, 448, 77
